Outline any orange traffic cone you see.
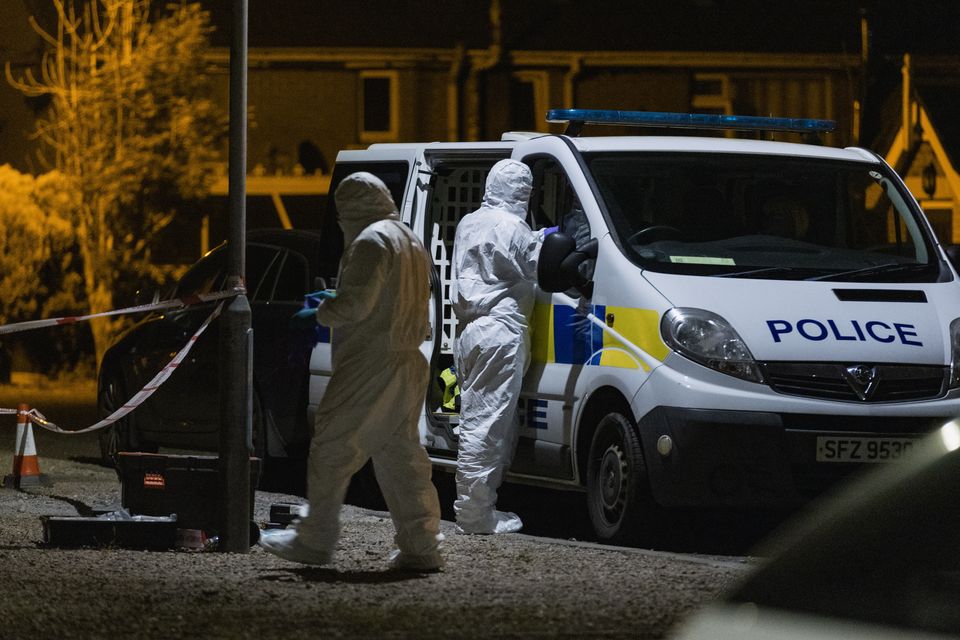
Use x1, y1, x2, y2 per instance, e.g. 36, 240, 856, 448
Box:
3, 403, 52, 488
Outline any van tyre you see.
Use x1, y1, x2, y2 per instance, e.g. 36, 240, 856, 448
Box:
586, 412, 656, 546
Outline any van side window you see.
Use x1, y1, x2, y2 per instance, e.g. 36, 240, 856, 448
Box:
425, 162, 498, 356
531, 158, 591, 248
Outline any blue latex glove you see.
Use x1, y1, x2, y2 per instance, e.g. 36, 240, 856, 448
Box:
304, 290, 337, 310
543, 225, 559, 237
305, 290, 337, 300
300, 290, 336, 315
292, 289, 336, 328
291, 307, 318, 327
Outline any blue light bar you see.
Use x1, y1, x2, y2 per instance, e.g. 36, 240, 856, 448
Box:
546, 108, 836, 135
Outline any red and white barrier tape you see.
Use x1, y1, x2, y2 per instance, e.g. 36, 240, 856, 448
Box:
8, 300, 225, 435
0, 286, 243, 336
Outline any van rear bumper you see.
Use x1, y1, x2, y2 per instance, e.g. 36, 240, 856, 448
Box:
637, 406, 950, 508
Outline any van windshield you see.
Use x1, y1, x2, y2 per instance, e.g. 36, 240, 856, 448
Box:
585, 152, 943, 282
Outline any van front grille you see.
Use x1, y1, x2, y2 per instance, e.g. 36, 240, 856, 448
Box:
760, 362, 947, 402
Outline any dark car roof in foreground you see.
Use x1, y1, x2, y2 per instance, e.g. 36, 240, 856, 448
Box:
725, 422, 960, 635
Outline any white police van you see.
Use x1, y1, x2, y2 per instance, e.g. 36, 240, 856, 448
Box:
309, 109, 960, 544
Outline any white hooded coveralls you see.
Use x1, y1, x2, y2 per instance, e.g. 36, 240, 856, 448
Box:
451, 159, 541, 534
296, 172, 441, 562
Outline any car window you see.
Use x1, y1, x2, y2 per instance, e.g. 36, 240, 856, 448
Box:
272, 250, 310, 302
174, 248, 226, 297
246, 244, 282, 302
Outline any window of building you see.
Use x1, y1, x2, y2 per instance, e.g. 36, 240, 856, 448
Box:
691, 73, 733, 115
359, 70, 399, 142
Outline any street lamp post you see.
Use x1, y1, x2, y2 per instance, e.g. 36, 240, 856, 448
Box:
219, 0, 252, 553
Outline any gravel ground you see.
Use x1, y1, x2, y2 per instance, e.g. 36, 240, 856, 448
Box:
0, 455, 749, 639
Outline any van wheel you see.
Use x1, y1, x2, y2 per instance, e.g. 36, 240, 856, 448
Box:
586, 412, 656, 546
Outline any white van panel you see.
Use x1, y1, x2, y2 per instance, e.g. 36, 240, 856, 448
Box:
643, 272, 951, 365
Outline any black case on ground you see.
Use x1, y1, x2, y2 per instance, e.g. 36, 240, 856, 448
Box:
117, 452, 261, 537
41, 515, 177, 550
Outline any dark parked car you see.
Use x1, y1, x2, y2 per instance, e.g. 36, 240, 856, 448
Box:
673, 418, 960, 640
97, 229, 340, 467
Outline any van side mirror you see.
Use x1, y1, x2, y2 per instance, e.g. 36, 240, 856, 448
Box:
538, 232, 576, 292
537, 232, 598, 298
945, 245, 960, 273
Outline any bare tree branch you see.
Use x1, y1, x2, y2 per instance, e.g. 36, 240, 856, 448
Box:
7, 0, 227, 366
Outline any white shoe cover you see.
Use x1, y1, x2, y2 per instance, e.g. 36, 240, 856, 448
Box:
456, 509, 523, 535
258, 529, 332, 566
388, 548, 444, 572
493, 510, 523, 534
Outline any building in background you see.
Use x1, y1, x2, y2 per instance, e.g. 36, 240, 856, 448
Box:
0, 1, 48, 176
3, 0, 960, 258
881, 54, 960, 243
193, 0, 869, 255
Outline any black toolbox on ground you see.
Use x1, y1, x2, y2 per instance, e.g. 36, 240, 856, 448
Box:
117, 453, 261, 537
41, 514, 178, 550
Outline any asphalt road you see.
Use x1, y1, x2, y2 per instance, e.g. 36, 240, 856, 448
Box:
0, 379, 752, 639
0, 379, 785, 556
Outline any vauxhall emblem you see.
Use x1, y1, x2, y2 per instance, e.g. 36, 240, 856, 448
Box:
842, 364, 880, 401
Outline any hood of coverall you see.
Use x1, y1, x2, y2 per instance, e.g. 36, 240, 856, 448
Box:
481, 159, 533, 219
334, 172, 400, 247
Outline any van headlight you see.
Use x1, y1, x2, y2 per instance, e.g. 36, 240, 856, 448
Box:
950, 318, 960, 388
660, 308, 763, 383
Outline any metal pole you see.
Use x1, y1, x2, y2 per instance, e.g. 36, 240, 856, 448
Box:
219, 0, 252, 553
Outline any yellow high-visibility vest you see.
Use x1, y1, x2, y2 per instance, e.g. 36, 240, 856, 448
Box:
438, 366, 460, 412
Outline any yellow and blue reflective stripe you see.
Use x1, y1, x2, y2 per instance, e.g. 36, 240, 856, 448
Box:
554, 304, 605, 364
518, 398, 548, 430
532, 302, 668, 370
531, 301, 555, 363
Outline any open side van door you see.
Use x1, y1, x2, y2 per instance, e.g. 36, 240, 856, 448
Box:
417, 148, 513, 457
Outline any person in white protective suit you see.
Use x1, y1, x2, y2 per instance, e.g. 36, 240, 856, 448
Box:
259, 172, 443, 570
451, 158, 542, 534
